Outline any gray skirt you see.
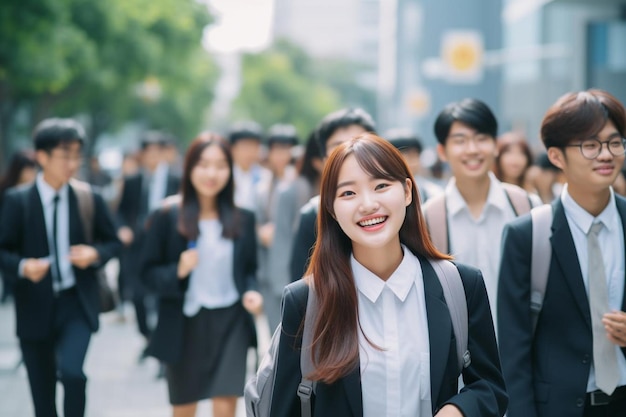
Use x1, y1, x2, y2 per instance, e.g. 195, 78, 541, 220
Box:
166, 302, 251, 405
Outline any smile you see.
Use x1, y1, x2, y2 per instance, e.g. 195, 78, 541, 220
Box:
358, 216, 387, 227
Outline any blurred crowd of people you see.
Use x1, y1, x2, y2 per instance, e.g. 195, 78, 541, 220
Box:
1, 88, 626, 417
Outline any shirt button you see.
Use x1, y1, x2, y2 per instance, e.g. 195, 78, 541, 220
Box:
576, 397, 585, 407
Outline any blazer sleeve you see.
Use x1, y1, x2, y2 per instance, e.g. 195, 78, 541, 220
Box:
497, 218, 538, 417
92, 192, 122, 266
241, 209, 259, 292
290, 207, 317, 282
140, 207, 186, 298
444, 264, 509, 417
0, 189, 24, 282
270, 282, 308, 417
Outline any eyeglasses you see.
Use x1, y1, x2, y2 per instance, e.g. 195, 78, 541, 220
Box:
565, 137, 626, 160
50, 151, 84, 164
447, 133, 494, 149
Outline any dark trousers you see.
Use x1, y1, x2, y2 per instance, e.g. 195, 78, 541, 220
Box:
20, 288, 92, 417
584, 388, 626, 417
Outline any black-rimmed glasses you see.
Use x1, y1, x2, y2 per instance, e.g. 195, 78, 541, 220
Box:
565, 137, 626, 160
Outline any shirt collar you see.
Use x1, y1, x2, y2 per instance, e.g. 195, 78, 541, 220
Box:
352, 245, 421, 303
561, 183, 618, 234
36, 172, 69, 206
445, 172, 509, 216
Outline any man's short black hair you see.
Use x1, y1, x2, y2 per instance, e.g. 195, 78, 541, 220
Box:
33, 118, 85, 152
228, 121, 263, 144
384, 128, 424, 154
266, 124, 299, 147
433, 98, 498, 145
316, 108, 376, 156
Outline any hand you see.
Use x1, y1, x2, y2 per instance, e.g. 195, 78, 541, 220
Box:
118, 226, 134, 246
69, 245, 100, 269
242, 290, 263, 316
603, 311, 626, 347
177, 249, 198, 279
22, 258, 51, 283
434, 404, 464, 417
258, 223, 275, 248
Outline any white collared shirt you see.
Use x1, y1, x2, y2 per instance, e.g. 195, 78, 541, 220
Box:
560, 184, 626, 391
148, 162, 169, 211
445, 172, 535, 330
352, 246, 432, 417
183, 219, 239, 316
35, 173, 76, 291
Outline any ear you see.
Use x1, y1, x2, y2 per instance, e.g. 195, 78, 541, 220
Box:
547, 147, 566, 171
35, 150, 48, 168
404, 178, 413, 206
436, 143, 448, 163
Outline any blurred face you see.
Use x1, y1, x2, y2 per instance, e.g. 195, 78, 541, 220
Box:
325, 125, 368, 158
437, 121, 497, 181
333, 154, 412, 255
499, 144, 529, 182
401, 148, 421, 177
141, 144, 162, 172
267, 143, 293, 174
548, 120, 625, 195
190, 144, 231, 200
36, 142, 83, 189
18, 166, 37, 185
231, 138, 261, 171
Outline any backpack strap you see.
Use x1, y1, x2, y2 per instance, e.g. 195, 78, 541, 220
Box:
502, 183, 532, 216
298, 282, 318, 417
69, 179, 95, 244
423, 194, 449, 254
530, 204, 553, 333
428, 259, 470, 371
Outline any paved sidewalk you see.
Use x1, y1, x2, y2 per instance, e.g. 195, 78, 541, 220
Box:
0, 301, 250, 417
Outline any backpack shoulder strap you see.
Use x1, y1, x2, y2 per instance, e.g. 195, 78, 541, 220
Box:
502, 183, 532, 216
428, 259, 470, 371
530, 204, 553, 333
69, 179, 95, 243
423, 194, 449, 254
298, 279, 317, 417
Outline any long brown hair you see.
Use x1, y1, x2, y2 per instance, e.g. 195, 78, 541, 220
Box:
493, 131, 533, 188
177, 132, 240, 241
306, 133, 451, 384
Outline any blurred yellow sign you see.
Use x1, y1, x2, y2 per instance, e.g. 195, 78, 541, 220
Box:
442, 31, 484, 83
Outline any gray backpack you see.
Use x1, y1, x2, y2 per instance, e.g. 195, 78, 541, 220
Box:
529, 204, 554, 332
244, 259, 471, 417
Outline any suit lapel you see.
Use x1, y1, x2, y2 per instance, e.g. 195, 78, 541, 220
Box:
615, 197, 626, 361
29, 185, 49, 256
68, 187, 84, 245
420, 257, 452, 407
550, 199, 591, 328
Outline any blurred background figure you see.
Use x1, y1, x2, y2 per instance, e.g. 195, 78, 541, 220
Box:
228, 121, 270, 212
493, 131, 537, 193
385, 128, 443, 203
528, 152, 566, 204
0, 149, 37, 303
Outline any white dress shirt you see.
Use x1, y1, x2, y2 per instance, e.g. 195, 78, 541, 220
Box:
560, 185, 626, 391
183, 219, 239, 316
352, 246, 432, 417
233, 164, 270, 211
34, 173, 76, 292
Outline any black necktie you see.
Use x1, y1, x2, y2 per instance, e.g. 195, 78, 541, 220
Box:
52, 194, 63, 284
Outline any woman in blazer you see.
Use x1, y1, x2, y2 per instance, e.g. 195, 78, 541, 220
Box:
140, 132, 263, 417
269, 134, 507, 417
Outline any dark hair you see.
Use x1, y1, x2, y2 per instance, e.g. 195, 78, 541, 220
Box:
227, 121, 263, 144
434, 98, 498, 145
140, 130, 176, 149
306, 133, 450, 384
33, 118, 86, 152
316, 108, 376, 156
0, 149, 37, 207
298, 131, 322, 186
384, 128, 424, 154
177, 132, 240, 241
535, 152, 560, 172
266, 123, 299, 147
541, 89, 626, 149
493, 132, 533, 187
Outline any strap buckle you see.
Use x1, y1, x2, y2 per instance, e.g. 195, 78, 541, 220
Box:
590, 391, 610, 406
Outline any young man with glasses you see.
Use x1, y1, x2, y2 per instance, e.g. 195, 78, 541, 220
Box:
0, 118, 121, 417
498, 89, 626, 417
423, 98, 540, 331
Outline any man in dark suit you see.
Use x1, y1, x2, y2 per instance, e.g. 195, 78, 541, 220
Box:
116, 131, 181, 350
498, 90, 626, 417
0, 118, 122, 417
290, 108, 376, 282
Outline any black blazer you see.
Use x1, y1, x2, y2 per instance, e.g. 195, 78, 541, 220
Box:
140, 203, 258, 363
290, 197, 318, 282
272, 258, 508, 417
498, 196, 626, 417
0, 183, 122, 340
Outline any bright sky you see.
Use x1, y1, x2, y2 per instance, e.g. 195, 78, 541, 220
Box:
202, 0, 275, 53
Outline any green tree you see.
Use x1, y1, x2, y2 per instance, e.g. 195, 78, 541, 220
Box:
0, 0, 217, 163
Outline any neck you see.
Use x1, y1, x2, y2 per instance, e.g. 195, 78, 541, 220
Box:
42, 173, 65, 191
567, 184, 612, 217
352, 240, 403, 281
454, 175, 491, 218
198, 196, 219, 219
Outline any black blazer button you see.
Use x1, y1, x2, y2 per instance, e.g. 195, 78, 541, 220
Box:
576, 397, 585, 407
582, 354, 590, 364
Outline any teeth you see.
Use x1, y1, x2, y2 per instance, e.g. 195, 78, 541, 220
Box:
359, 217, 386, 227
